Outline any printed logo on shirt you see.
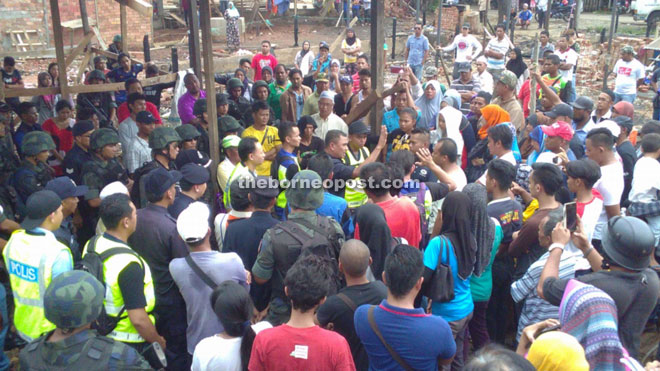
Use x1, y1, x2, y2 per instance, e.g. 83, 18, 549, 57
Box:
9, 259, 38, 283
458, 41, 468, 50
498, 210, 521, 225
290, 345, 309, 359
617, 66, 632, 77
260, 59, 271, 69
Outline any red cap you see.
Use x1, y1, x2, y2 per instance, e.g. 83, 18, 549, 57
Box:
541, 121, 574, 141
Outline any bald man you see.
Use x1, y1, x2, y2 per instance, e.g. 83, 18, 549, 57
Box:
316, 240, 387, 371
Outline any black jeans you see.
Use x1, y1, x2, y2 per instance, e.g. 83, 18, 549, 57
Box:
155, 289, 191, 371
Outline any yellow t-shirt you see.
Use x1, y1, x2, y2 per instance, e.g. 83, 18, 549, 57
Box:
242, 125, 281, 176
342, 39, 361, 64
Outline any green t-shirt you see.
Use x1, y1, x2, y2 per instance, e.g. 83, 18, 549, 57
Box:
469, 223, 503, 302
267, 81, 291, 120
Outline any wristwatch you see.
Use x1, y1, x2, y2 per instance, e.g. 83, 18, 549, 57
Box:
548, 243, 564, 252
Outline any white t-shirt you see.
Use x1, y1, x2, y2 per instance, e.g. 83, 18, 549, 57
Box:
554, 48, 578, 82
613, 58, 645, 95
478, 151, 517, 185
192, 321, 272, 371
476, 70, 494, 94
449, 168, 468, 191
593, 161, 624, 240
485, 38, 509, 70
443, 34, 483, 63
630, 156, 660, 203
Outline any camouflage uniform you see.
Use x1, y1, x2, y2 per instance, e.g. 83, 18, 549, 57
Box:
19, 270, 151, 370
12, 131, 56, 206
252, 170, 345, 325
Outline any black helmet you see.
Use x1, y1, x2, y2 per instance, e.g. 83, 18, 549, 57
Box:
601, 216, 655, 271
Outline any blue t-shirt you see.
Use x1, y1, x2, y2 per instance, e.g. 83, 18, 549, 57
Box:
382, 109, 422, 133
106, 64, 144, 104
423, 236, 474, 322
354, 300, 455, 371
406, 35, 430, 66
316, 192, 354, 237
519, 9, 533, 21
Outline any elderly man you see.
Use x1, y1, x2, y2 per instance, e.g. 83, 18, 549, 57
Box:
491, 71, 524, 133
450, 62, 482, 115
475, 56, 493, 94
303, 73, 330, 116
177, 74, 206, 125
312, 91, 348, 139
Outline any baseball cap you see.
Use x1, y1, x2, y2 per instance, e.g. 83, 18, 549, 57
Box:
526, 113, 539, 128
571, 96, 594, 112
457, 62, 471, 73
180, 163, 210, 185
496, 70, 517, 90
319, 41, 330, 50
462, 23, 470, 29
45, 177, 88, 199
72, 120, 95, 137
339, 75, 353, 85
21, 190, 62, 230
222, 135, 241, 149
316, 73, 329, 83
145, 167, 182, 198
621, 45, 636, 55
349, 120, 370, 135
250, 176, 279, 199
424, 66, 438, 78
175, 149, 212, 169
613, 115, 633, 133
541, 121, 574, 141
545, 103, 573, 119
136, 111, 156, 124
177, 202, 211, 244
99, 181, 129, 200
598, 119, 621, 138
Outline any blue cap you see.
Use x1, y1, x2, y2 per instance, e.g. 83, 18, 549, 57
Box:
180, 163, 210, 185
145, 167, 182, 198
45, 177, 88, 199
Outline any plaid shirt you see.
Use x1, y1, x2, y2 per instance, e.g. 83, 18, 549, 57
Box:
627, 200, 660, 218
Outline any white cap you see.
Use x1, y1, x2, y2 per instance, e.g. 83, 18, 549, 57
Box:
177, 202, 211, 244
477, 56, 487, 64
319, 90, 334, 101
598, 120, 621, 138
99, 181, 129, 200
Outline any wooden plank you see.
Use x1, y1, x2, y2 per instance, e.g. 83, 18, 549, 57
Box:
141, 73, 177, 86
65, 32, 95, 67
4, 87, 61, 99
92, 26, 108, 49
369, 1, 384, 133
120, 3, 128, 50
90, 47, 144, 66
50, 0, 70, 100
76, 49, 94, 84
167, 12, 188, 27
68, 82, 124, 94
115, 0, 154, 18
23, 31, 32, 51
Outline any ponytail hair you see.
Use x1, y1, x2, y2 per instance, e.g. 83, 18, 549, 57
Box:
210, 281, 255, 371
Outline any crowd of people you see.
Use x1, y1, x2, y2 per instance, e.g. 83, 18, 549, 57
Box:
0, 10, 659, 371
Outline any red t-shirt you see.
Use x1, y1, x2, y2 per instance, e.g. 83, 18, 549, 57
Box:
251, 53, 278, 81
248, 324, 355, 371
116, 101, 163, 125
355, 197, 422, 248
519, 79, 531, 118
42, 118, 73, 153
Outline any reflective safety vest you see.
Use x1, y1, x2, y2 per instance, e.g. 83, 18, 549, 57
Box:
83, 235, 156, 343
275, 153, 300, 209
343, 147, 369, 208
223, 163, 251, 210
3, 230, 72, 341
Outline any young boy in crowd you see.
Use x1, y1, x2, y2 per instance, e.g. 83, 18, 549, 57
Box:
518, 4, 533, 29
387, 107, 417, 157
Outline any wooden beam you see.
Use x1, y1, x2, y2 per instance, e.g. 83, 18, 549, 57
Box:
167, 11, 188, 27
344, 83, 406, 124
50, 0, 70, 100
120, 2, 128, 50
69, 82, 124, 94
76, 49, 94, 84
92, 26, 108, 49
369, 0, 384, 133
189, 0, 202, 78
4, 87, 61, 99
115, 0, 153, 18
90, 47, 144, 66
79, 0, 91, 33
199, 0, 220, 196
65, 32, 95, 67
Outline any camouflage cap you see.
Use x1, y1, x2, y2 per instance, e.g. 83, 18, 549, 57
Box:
497, 70, 518, 90
193, 98, 207, 116
286, 170, 324, 210
227, 78, 243, 90
90, 128, 120, 151
44, 270, 104, 329
175, 124, 201, 141
21, 131, 56, 156
621, 45, 636, 55
149, 126, 181, 150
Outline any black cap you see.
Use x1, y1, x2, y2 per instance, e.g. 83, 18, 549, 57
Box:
545, 103, 573, 119
216, 93, 229, 106
250, 176, 279, 199
21, 190, 62, 230
319, 41, 330, 50
145, 167, 182, 198
136, 111, 156, 124
526, 113, 539, 127
613, 115, 633, 133
72, 120, 95, 137
349, 120, 370, 135
45, 177, 88, 199
456, 62, 471, 73
571, 96, 594, 112
175, 149, 212, 169
180, 163, 210, 185
229, 174, 252, 209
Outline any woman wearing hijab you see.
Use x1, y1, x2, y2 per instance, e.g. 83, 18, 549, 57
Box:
295, 41, 315, 76
341, 29, 362, 75
434, 104, 465, 165
31, 72, 60, 124
415, 80, 443, 130
224, 2, 241, 51
463, 183, 502, 354
466, 104, 511, 182
437, 90, 475, 168
612, 101, 634, 119
234, 68, 252, 101
505, 48, 529, 95
524, 331, 590, 371
422, 191, 476, 370
260, 65, 274, 84
356, 203, 402, 280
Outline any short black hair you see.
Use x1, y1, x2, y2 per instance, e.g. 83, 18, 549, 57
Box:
383, 244, 424, 298
386, 162, 404, 196
641, 120, 660, 136
117, 53, 130, 62
325, 129, 346, 147
495, 23, 506, 31
545, 54, 560, 65
261, 40, 271, 46
93, 56, 105, 64
475, 91, 492, 104
284, 254, 334, 312
100, 193, 133, 230
465, 344, 536, 371
540, 30, 550, 37
642, 133, 660, 153
390, 150, 415, 175
436, 137, 458, 163
488, 125, 513, 150
145, 64, 159, 75
278, 121, 297, 143
360, 162, 391, 197
531, 162, 564, 196
55, 99, 72, 112
586, 127, 615, 150
273, 64, 287, 73
179, 179, 194, 192
184, 73, 197, 84
487, 159, 517, 190
356, 54, 369, 64
565, 158, 601, 188
17, 102, 36, 116
307, 153, 334, 181
602, 88, 616, 102
3, 56, 15, 66
76, 107, 96, 121
239, 58, 251, 66
127, 93, 146, 109
124, 77, 140, 90
251, 100, 270, 114
398, 107, 417, 121
238, 137, 259, 163
288, 68, 303, 79
358, 69, 371, 78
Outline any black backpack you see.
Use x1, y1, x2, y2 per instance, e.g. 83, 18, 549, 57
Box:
77, 235, 145, 336
130, 161, 160, 209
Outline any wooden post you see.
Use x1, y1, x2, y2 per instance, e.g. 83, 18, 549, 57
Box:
544, 0, 551, 30
435, 2, 442, 67
120, 2, 128, 50
79, 0, 90, 33
50, 0, 70, 100
42, 0, 52, 48
529, 35, 539, 114
603, 0, 617, 89
199, 0, 220, 195
575, 0, 582, 31
369, 0, 384, 134
189, 0, 202, 78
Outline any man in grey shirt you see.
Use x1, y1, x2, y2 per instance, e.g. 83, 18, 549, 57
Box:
169, 201, 249, 355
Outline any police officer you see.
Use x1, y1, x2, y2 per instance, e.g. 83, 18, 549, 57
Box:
190, 98, 210, 156
3, 190, 73, 342
252, 170, 345, 325
175, 122, 201, 151
45, 177, 88, 262
63, 120, 95, 185
220, 115, 244, 139
12, 131, 56, 206
343, 121, 371, 209
168, 163, 210, 219
82, 193, 165, 361
19, 270, 151, 370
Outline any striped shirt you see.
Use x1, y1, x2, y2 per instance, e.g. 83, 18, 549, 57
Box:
450, 78, 481, 115
485, 38, 509, 70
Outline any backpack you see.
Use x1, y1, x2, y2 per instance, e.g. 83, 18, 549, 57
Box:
130, 161, 160, 209
271, 216, 343, 294
77, 235, 145, 336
